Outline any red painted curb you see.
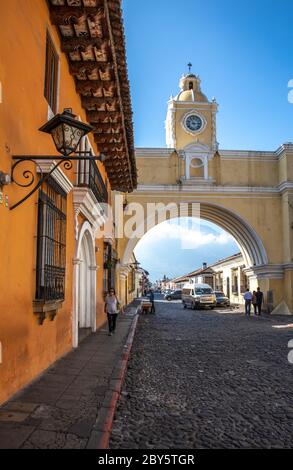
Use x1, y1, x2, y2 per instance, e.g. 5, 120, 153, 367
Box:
96, 313, 139, 449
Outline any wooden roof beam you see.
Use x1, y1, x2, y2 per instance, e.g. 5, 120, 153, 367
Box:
50, 6, 105, 25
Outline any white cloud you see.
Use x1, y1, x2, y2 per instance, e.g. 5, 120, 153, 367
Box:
135, 219, 234, 250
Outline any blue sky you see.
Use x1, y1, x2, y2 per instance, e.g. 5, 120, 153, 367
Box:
123, 0, 293, 150
122, 0, 293, 281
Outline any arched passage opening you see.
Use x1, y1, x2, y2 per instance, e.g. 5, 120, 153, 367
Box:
122, 202, 268, 269
118, 201, 270, 307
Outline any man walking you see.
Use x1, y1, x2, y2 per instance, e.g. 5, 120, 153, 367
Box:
256, 287, 263, 316
149, 289, 156, 314
243, 289, 253, 316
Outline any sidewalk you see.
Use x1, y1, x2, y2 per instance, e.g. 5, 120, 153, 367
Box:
0, 302, 139, 449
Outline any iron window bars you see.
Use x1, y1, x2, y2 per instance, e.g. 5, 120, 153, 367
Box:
36, 177, 67, 303
76, 157, 108, 204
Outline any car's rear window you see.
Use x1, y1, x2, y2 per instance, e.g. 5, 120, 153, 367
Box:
216, 292, 225, 297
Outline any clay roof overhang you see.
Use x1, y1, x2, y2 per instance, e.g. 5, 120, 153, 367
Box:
48, 0, 137, 193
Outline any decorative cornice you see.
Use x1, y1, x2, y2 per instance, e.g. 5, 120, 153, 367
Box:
89, 265, 99, 272
275, 143, 293, 157
244, 263, 293, 279
219, 150, 276, 161
135, 184, 281, 194
135, 144, 293, 162
220, 143, 293, 161
73, 187, 107, 229
73, 258, 83, 266
169, 100, 216, 108
135, 148, 175, 158
283, 263, 293, 272
278, 181, 293, 193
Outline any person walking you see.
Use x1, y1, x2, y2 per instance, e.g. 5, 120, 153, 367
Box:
252, 291, 257, 315
149, 289, 156, 314
104, 288, 123, 336
243, 289, 253, 316
256, 287, 263, 316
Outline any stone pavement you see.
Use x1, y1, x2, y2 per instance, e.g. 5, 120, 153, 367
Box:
0, 303, 138, 449
110, 298, 293, 449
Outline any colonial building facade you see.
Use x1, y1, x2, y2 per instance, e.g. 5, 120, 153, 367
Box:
0, 1, 137, 405
172, 254, 248, 306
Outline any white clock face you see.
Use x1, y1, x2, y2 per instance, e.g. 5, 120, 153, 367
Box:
185, 114, 203, 132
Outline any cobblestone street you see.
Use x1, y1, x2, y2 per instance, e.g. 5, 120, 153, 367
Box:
110, 297, 293, 449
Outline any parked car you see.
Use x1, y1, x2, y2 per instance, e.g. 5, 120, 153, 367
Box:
163, 289, 172, 295
164, 289, 182, 301
182, 283, 217, 309
215, 291, 230, 307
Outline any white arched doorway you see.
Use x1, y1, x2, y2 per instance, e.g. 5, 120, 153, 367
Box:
73, 222, 97, 347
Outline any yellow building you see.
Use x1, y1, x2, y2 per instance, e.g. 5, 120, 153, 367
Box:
118, 72, 293, 315
0, 1, 136, 405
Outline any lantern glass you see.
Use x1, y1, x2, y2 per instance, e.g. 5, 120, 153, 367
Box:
51, 123, 85, 156
39, 109, 93, 157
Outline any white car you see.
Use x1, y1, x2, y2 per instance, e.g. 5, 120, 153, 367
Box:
182, 283, 217, 310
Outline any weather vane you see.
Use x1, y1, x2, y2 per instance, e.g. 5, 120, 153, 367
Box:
187, 62, 192, 73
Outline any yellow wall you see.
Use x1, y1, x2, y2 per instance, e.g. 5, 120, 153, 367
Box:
136, 153, 281, 188
0, 1, 109, 404
175, 107, 214, 150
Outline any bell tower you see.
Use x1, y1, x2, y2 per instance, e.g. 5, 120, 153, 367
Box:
165, 67, 218, 182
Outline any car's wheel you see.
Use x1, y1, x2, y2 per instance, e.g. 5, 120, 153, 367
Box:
183, 303, 187, 309
167, 297, 171, 301
192, 302, 196, 310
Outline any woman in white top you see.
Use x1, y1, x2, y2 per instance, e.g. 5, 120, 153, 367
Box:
104, 288, 122, 336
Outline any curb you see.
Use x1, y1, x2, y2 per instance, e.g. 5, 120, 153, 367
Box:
87, 312, 139, 449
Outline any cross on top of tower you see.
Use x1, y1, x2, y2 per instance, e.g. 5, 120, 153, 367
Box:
187, 62, 192, 73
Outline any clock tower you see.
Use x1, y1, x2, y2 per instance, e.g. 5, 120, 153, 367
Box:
166, 71, 218, 181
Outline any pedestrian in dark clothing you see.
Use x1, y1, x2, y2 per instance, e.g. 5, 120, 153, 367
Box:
252, 291, 257, 315
256, 288, 263, 316
149, 290, 156, 314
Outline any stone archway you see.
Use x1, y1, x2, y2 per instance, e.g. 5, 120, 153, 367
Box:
117, 198, 288, 311
73, 222, 97, 347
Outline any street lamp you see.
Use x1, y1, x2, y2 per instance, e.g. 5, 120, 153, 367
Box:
9, 109, 107, 210
39, 108, 93, 157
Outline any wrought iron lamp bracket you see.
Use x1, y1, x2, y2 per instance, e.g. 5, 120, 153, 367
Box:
10, 151, 98, 211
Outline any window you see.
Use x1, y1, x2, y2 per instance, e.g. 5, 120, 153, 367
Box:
36, 178, 67, 302
240, 267, 249, 293
232, 273, 238, 294
44, 32, 59, 113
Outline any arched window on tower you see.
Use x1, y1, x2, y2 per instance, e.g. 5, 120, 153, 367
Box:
189, 82, 193, 90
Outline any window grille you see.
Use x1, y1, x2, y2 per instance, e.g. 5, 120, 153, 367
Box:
36, 178, 67, 302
